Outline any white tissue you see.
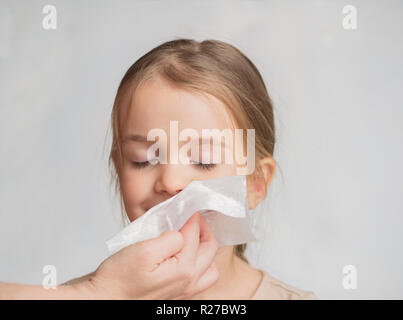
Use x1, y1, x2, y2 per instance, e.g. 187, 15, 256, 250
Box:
105, 174, 256, 255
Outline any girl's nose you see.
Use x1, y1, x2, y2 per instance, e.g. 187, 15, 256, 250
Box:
154, 164, 187, 196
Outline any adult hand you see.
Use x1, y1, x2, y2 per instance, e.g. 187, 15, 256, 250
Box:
89, 211, 219, 299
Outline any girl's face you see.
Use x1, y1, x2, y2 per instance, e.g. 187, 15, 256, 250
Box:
117, 76, 251, 222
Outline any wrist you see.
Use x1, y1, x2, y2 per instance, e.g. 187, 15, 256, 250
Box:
64, 276, 99, 300
0, 281, 96, 300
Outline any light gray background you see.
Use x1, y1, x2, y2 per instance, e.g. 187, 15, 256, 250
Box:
1, 0, 402, 299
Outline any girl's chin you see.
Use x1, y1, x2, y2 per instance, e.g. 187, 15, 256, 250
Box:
127, 212, 143, 222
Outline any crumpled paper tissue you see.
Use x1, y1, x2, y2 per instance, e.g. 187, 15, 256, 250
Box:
106, 174, 256, 255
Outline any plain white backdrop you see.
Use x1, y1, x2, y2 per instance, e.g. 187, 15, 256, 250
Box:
1, 0, 402, 299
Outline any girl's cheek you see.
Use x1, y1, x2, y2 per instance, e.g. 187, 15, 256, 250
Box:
120, 169, 153, 216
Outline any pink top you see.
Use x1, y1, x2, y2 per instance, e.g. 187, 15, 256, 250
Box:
251, 270, 317, 300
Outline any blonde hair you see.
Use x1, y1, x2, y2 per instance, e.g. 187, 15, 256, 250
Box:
108, 39, 275, 263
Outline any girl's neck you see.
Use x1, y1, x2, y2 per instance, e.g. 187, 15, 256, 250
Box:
188, 246, 263, 300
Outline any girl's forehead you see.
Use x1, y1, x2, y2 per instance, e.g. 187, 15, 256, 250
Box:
121, 76, 237, 135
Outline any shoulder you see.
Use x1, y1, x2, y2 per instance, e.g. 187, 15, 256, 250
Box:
251, 270, 317, 300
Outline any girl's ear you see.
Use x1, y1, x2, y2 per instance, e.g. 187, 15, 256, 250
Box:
247, 157, 276, 210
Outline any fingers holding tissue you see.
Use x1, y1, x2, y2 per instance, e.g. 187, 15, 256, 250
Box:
93, 212, 218, 299
149, 211, 219, 299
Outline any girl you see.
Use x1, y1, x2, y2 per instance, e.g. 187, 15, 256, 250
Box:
105, 38, 316, 300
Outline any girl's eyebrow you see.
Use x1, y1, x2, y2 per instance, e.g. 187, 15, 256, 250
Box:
122, 134, 152, 143
123, 134, 231, 149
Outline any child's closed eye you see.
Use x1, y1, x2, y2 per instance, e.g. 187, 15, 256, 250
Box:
130, 160, 217, 171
